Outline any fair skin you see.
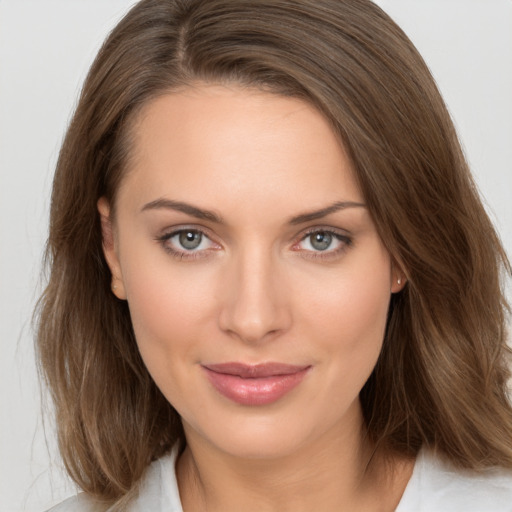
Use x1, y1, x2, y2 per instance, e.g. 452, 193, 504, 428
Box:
99, 84, 412, 512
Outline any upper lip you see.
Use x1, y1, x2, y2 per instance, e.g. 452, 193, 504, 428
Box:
203, 362, 310, 378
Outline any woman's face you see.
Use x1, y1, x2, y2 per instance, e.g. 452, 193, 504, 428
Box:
100, 85, 401, 459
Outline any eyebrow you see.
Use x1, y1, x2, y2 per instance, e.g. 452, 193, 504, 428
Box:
141, 199, 223, 223
141, 198, 366, 225
288, 201, 366, 225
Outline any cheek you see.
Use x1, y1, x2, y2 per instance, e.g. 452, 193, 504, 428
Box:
337, 275, 390, 343
302, 277, 390, 422
120, 249, 217, 374
301, 246, 391, 370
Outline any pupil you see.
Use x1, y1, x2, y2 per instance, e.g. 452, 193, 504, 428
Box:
311, 232, 332, 251
179, 231, 202, 250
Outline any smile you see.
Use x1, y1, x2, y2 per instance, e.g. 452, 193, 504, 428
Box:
202, 362, 311, 406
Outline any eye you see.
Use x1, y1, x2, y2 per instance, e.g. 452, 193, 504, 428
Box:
294, 228, 352, 258
177, 230, 204, 250
304, 231, 336, 251
157, 227, 219, 259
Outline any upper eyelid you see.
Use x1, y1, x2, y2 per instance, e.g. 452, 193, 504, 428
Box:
158, 224, 216, 240
296, 225, 352, 241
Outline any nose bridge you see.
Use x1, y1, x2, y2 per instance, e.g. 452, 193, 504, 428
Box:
219, 240, 289, 343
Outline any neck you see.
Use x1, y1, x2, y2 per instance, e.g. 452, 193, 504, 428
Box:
176, 404, 413, 512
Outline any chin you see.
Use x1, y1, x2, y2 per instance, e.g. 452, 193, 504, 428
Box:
183, 405, 337, 462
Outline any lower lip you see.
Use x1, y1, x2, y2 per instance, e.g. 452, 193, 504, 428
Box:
203, 367, 310, 406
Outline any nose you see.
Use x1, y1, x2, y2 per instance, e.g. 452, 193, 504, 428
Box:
218, 245, 292, 345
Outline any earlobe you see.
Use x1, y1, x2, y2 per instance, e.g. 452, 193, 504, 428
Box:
391, 265, 407, 294
97, 197, 127, 300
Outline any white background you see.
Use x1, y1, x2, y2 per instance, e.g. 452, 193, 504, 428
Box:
0, 1, 511, 511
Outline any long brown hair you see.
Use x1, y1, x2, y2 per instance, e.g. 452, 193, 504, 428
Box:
36, 0, 512, 506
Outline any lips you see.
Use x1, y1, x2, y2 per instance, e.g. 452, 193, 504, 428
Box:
202, 362, 311, 406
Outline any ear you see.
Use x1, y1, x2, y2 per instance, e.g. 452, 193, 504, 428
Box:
98, 197, 127, 300
390, 263, 407, 294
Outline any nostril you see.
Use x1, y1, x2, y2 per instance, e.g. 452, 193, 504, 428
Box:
218, 304, 290, 344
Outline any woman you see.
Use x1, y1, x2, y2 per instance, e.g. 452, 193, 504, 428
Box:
37, 0, 512, 510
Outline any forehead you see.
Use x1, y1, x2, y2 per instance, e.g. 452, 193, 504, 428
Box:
118, 84, 363, 213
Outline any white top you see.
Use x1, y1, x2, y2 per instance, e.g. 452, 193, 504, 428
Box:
48, 448, 512, 511
396, 450, 512, 511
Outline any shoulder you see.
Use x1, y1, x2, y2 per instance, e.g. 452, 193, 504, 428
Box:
45, 493, 99, 512
45, 450, 183, 512
126, 448, 183, 511
397, 449, 512, 511
45, 449, 182, 512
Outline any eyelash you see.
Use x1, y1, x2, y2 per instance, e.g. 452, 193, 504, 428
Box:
293, 227, 352, 261
155, 227, 220, 261
155, 226, 352, 261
